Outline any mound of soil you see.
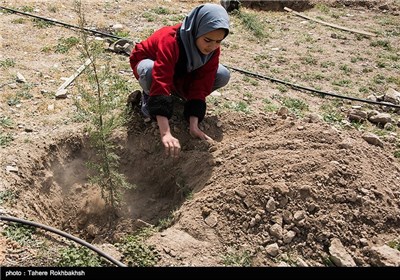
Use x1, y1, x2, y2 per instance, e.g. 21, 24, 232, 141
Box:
1, 0, 399, 268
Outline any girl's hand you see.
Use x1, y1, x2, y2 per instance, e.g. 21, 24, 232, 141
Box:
156, 115, 181, 158
189, 116, 213, 141
161, 133, 181, 158
189, 126, 213, 141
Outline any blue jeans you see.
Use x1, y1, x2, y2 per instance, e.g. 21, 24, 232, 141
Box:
136, 59, 230, 96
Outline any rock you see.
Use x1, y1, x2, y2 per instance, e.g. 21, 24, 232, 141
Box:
329, 238, 356, 267
362, 132, 384, 147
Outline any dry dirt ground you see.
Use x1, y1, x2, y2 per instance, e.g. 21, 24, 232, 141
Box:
1, 0, 400, 268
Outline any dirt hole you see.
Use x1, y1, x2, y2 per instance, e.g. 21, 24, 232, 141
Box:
20, 125, 214, 244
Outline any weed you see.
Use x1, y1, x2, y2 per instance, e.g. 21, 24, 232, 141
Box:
234, 10, 266, 39
302, 55, 317, 65
11, 18, 26, 24
277, 84, 288, 93
388, 240, 400, 251
373, 74, 386, 85
339, 64, 352, 74
3, 224, 36, 246
118, 228, 159, 267
222, 249, 252, 267
142, 12, 155, 22
322, 256, 335, 267
57, 246, 104, 267
224, 101, 251, 114
332, 79, 351, 87
320, 61, 335, 68
157, 212, 175, 230
321, 102, 344, 125
359, 86, 369, 94
21, 6, 34, 12
114, 30, 130, 38
282, 97, 309, 116
263, 98, 278, 112
33, 18, 54, 29
315, 3, 330, 14
0, 190, 18, 204
55, 37, 80, 54
0, 132, 14, 147
151, 7, 170, 15
350, 121, 365, 131
370, 40, 392, 51
0, 116, 13, 128
0, 58, 15, 68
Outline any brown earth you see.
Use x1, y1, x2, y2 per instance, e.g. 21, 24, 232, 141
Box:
1, 0, 400, 268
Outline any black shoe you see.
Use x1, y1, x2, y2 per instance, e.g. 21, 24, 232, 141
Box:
127, 90, 141, 109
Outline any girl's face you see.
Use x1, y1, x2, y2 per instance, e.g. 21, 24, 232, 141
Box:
195, 29, 226, 55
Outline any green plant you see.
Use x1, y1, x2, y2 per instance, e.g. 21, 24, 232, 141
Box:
21, 6, 34, 12
55, 36, 80, 54
0, 190, 18, 204
321, 101, 344, 125
74, 0, 134, 209
151, 7, 170, 15
320, 61, 335, 68
277, 84, 288, 93
332, 79, 351, 87
224, 101, 251, 114
323, 256, 336, 267
373, 74, 386, 85
175, 176, 192, 200
114, 30, 130, 38
157, 214, 175, 230
222, 249, 252, 267
394, 150, 400, 158
0, 116, 13, 128
235, 10, 266, 39
0, 132, 14, 147
118, 228, 159, 267
339, 64, 352, 74
0, 58, 15, 68
3, 224, 36, 246
142, 12, 155, 22
263, 98, 278, 112
388, 240, 400, 251
370, 40, 392, 51
11, 18, 26, 24
282, 97, 309, 116
57, 246, 104, 267
33, 18, 54, 28
350, 121, 365, 131
315, 3, 330, 14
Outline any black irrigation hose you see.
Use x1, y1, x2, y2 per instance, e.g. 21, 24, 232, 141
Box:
0, 215, 127, 267
2, 5, 399, 109
225, 65, 400, 109
0, 6, 124, 40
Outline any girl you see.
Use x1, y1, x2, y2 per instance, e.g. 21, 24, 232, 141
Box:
129, 3, 230, 158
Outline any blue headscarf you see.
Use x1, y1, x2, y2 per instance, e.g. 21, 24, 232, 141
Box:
179, 3, 230, 72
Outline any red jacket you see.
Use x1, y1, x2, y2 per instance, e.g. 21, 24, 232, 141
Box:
129, 23, 220, 102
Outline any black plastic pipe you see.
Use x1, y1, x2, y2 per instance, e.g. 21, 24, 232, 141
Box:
0, 6, 125, 40
0, 215, 127, 267
225, 65, 400, 109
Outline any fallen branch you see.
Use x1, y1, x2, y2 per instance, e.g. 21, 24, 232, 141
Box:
55, 58, 92, 98
284, 7, 376, 37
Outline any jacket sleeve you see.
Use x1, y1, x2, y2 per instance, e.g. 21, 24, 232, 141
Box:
147, 28, 180, 119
